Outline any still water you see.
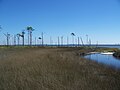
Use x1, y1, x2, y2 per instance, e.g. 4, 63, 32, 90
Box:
84, 53, 120, 70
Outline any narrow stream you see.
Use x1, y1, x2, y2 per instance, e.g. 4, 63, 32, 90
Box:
84, 53, 120, 70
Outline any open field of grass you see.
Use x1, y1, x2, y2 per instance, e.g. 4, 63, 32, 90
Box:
0, 47, 120, 90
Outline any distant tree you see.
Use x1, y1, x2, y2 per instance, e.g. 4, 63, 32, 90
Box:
4, 33, 10, 46
58, 36, 60, 47
89, 39, 91, 46
26, 26, 34, 46
38, 37, 42, 45
71, 33, 75, 46
17, 31, 25, 46
61, 36, 63, 46
80, 37, 84, 46
67, 36, 69, 47
35, 37, 36, 46
41, 32, 44, 46
20, 31, 25, 46
17, 33, 21, 45
86, 34, 88, 45
78, 37, 80, 47
14, 35, 17, 46
50, 36, 52, 46
0, 26, 2, 44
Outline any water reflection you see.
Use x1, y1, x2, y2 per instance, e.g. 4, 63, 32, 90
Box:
84, 54, 120, 70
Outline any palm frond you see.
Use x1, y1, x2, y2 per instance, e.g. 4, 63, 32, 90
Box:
71, 33, 75, 36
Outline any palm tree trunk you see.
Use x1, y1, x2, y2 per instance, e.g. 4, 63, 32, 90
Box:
23, 35, 24, 46
7, 36, 9, 46
14, 35, 16, 46
41, 32, 44, 46
67, 36, 69, 47
30, 31, 32, 46
58, 36, 60, 47
72, 36, 74, 47
35, 37, 36, 46
80, 37, 84, 47
61, 36, 63, 46
50, 37, 52, 46
17, 36, 20, 46
78, 37, 80, 47
28, 31, 29, 45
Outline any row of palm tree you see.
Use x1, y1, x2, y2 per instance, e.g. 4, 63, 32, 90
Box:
15, 26, 34, 46
0, 25, 92, 47
0, 26, 35, 46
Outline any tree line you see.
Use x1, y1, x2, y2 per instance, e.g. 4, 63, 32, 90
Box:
0, 25, 92, 47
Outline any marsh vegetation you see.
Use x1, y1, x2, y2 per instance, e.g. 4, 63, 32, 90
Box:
0, 47, 120, 90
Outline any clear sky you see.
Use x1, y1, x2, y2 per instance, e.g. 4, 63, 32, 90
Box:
0, 0, 120, 45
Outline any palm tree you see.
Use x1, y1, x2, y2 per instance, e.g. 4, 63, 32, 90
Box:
78, 37, 80, 47
14, 35, 17, 46
21, 31, 25, 46
17, 31, 25, 46
61, 36, 63, 46
41, 32, 44, 46
38, 37, 42, 46
4, 33, 10, 46
0, 26, 2, 45
26, 26, 34, 46
89, 38, 91, 46
58, 36, 60, 47
17, 33, 21, 45
35, 37, 36, 46
67, 36, 69, 47
86, 34, 88, 46
50, 36, 52, 46
71, 33, 75, 47
80, 37, 84, 46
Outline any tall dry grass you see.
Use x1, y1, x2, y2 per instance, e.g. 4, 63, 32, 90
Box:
0, 47, 120, 90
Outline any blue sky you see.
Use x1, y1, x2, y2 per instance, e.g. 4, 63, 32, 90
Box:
0, 0, 120, 45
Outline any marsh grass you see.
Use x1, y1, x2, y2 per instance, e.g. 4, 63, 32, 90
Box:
0, 47, 120, 90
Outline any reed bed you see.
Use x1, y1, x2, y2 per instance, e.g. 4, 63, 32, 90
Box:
0, 47, 120, 90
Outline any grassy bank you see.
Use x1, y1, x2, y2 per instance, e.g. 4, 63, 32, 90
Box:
0, 47, 120, 90
113, 50, 120, 58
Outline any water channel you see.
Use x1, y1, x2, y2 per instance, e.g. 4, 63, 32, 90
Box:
84, 53, 120, 70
